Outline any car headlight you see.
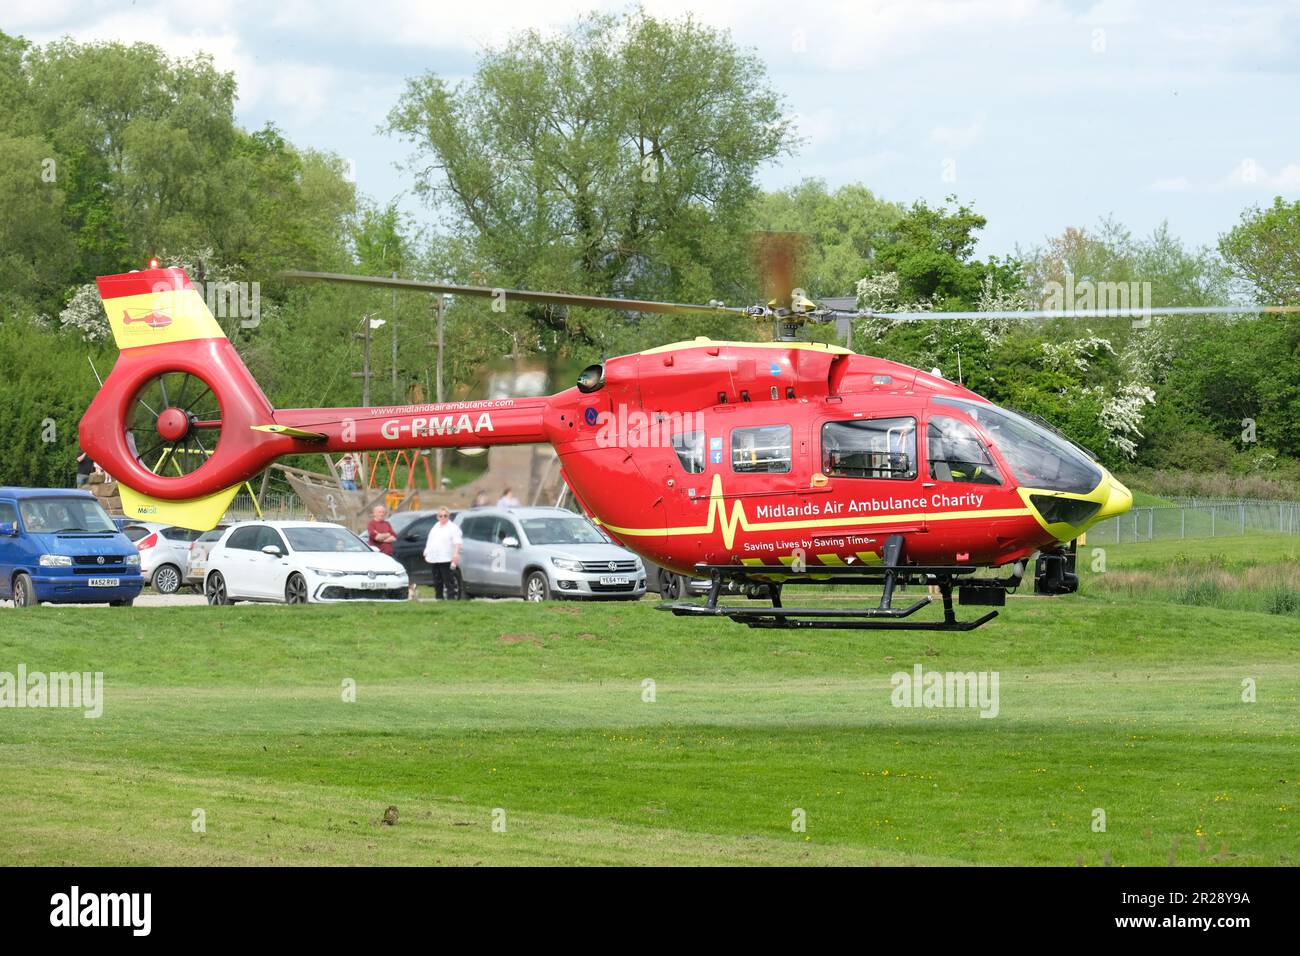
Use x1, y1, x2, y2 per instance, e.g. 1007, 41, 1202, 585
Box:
551, 557, 583, 573
39, 554, 72, 567
307, 567, 348, 577
125, 554, 140, 566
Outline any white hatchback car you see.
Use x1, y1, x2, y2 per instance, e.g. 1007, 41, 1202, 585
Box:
203, 521, 409, 605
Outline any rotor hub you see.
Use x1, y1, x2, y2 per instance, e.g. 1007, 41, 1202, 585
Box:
156, 406, 191, 442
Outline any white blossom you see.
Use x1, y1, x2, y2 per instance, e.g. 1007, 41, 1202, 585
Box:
58, 283, 111, 342
1085, 381, 1155, 459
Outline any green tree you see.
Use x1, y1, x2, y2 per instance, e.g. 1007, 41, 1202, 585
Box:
755, 178, 902, 298
0, 134, 76, 312
873, 196, 1002, 309
385, 8, 793, 361
1220, 197, 1300, 304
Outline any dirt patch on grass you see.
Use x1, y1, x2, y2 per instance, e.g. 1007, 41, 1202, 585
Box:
498, 633, 542, 646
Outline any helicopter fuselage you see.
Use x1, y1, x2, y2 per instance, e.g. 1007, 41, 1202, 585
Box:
265, 337, 1131, 574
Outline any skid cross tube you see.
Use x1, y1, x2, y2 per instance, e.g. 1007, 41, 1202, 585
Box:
658, 535, 1008, 631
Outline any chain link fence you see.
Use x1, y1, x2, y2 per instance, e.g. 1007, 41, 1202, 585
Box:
1090, 499, 1300, 543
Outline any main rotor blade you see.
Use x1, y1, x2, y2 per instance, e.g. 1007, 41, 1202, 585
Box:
283, 271, 747, 318
821, 304, 1300, 321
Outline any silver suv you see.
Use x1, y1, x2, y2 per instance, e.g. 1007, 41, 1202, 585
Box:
454, 506, 646, 601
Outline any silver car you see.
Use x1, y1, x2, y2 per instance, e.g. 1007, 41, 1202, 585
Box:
123, 521, 202, 594
454, 507, 646, 601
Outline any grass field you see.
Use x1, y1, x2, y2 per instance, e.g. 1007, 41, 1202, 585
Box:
1, 534, 1297, 866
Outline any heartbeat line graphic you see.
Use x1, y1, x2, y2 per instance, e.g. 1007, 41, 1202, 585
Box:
598, 474, 1033, 549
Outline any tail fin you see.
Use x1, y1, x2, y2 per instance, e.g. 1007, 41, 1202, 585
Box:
98, 268, 228, 351
82, 267, 264, 531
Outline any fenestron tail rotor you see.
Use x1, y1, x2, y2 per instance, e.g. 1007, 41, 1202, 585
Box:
127, 370, 223, 478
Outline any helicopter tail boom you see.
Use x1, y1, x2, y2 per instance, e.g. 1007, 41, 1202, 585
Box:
79, 266, 553, 531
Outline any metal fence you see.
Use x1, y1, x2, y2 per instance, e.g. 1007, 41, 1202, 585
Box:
224, 491, 307, 522
1090, 500, 1300, 543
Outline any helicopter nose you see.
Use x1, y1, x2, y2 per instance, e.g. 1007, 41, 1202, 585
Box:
1095, 473, 1133, 521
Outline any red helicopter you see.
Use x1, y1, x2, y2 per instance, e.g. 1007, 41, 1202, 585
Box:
81, 262, 1207, 630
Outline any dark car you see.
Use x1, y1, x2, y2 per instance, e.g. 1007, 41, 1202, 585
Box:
643, 560, 712, 600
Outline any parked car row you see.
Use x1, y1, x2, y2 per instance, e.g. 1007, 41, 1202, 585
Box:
2, 485, 704, 608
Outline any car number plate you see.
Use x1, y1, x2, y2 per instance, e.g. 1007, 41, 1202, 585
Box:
87, 577, 116, 587
358, 580, 385, 589
599, 575, 630, 586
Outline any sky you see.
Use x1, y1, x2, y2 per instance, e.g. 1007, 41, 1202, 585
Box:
7, 0, 1300, 261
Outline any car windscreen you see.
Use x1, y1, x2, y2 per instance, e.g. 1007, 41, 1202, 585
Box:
283, 527, 372, 553
519, 517, 605, 545
19, 497, 117, 533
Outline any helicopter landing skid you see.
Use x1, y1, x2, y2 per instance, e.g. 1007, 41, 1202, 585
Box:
657, 535, 1013, 631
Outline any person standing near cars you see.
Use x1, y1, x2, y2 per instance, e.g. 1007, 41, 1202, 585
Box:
422, 508, 462, 600
496, 487, 520, 508
367, 505, 396, 555
75, 448, 95, 488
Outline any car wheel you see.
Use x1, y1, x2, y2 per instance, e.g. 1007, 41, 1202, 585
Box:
152, 563, 182, 594
285, 572, 309, 605
205, 571, 231, 606
524, 570, 550, 602
660, 570, 683, 600
12, 572, 37, 609
454, 570, 471, 600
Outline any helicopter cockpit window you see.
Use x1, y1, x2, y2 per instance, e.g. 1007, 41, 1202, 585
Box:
934, 397, 1102, 494
671, 431, 705, 474
822, 417, 916, 480
927, 416, 1003, 485
731, 425, 792, 474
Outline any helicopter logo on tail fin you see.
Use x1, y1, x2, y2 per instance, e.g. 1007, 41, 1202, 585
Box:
121, 308, 174, 331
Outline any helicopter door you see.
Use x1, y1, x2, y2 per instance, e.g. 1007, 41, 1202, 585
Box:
922, 410, 1010, 556
818, 416, 926, 542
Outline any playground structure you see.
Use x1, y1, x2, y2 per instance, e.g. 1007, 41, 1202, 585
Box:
271, 443, 567, 532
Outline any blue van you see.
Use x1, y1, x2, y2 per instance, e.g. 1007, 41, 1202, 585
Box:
0, 487, 144, 608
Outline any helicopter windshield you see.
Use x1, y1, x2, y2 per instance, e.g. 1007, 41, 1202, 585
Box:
933, 397, 1102, 494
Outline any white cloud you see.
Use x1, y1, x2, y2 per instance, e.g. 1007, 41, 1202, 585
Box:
1224, 158, 1300, 191
1151, 176, 1191, 191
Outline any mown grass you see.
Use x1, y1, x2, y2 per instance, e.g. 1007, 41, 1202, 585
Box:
0, 534, 1296, 866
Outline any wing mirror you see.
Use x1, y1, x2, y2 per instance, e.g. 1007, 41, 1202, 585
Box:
261, 544, 282, 556
0, 522, 16, 536
501, 536, 520, 549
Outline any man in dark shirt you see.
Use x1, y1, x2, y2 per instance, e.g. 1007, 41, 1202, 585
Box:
366, 504, 396, 555
76, 449, 95, 487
